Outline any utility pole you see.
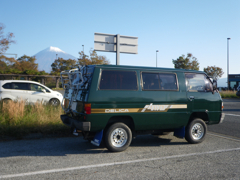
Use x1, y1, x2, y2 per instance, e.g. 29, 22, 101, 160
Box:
227, 38, 231, 90
156, 50, 159, 67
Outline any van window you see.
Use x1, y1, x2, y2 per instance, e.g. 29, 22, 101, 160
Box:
30, 83, 50, 93
142, 72, 178, 90
99, 70, 138, 90
13, 83, 30, 90
185, 73, 213, 92
2, 83, 13, 89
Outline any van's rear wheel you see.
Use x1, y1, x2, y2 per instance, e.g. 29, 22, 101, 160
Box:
104, 123, 132, 152
185, 118, 207, 144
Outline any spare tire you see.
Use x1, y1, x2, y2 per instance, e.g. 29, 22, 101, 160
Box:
236, 91, 240, 96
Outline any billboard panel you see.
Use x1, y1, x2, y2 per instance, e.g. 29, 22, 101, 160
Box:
94, 42, 115, 52
94, 33, 138, 54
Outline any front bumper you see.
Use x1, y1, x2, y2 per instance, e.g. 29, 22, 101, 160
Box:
219, 113, 225, 124
60, 115, 91, 131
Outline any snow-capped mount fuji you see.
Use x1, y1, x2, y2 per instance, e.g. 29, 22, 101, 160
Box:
34, 46, 77, 73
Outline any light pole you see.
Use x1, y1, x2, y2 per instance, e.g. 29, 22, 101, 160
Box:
227, 38, 231, 90
82, 45, 84, 59
156, 50, 159, 67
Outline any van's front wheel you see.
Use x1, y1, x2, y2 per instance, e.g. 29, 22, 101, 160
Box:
185, 118, 207, 144
104, 123, 132, 152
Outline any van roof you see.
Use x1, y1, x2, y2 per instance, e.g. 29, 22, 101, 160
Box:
91, 64, 204, 73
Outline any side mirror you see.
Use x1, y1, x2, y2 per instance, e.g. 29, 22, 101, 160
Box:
41, 89, 46, 93
213, 80, 217, 91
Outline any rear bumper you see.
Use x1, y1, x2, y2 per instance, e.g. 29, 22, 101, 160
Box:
60, 115, 91, 131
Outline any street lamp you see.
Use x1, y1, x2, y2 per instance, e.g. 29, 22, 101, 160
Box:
82, 45, 84, 59
156, 50, 159, 67
227, 38, 231, 90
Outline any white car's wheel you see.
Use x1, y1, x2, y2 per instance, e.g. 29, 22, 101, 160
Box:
49, 98, 60, 106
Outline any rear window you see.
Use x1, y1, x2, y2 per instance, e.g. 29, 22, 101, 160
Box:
13, 83, 30, 90
99, 70, 138, 90
142, 72, 178, 90
2, 83, 13, 89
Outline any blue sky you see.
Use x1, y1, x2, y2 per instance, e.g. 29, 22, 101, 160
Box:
0, 0, 239, 78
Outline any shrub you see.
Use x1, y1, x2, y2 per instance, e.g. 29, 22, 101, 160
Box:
219, 90, 240, 99
0, 100, 69, 139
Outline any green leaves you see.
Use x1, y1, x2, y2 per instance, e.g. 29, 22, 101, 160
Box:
204, 66, 224, 80
78, 48, 110, 66
172, 53, 199, 70
0, 23, 15, 54
51, 58, 77, 74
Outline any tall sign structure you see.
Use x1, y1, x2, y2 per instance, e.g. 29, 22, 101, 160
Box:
94, 33, 138, 65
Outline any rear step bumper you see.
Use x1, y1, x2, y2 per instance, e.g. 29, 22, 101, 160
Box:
60, 115, 91, 131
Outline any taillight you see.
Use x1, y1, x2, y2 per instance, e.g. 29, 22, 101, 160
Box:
84, 103, 91, 114
222, 102, 224, 110
64, 99, 69, 109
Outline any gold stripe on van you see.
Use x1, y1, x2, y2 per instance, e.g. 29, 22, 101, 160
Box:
91, 104, 187, 114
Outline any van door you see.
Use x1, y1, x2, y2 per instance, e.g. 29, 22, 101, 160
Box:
139, 72, 188, 130
185, 73, 221, 122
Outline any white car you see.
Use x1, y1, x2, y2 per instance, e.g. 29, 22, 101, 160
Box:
0, 80, 63, 106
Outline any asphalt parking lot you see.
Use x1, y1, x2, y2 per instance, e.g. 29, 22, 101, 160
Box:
0, 99, 240, 179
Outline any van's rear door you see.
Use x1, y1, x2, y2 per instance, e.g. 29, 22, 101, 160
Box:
61, 65, 95, 113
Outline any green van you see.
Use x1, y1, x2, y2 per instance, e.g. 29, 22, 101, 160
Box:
60, 65, 224, 152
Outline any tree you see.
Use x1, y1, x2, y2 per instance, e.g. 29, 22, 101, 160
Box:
0, 23, 16, 73
12, 55, 38, 72
172, 53, 199, 70
0, 23, 15, 54
0, 60, 7, 71
204, 66, 224, 80
0, 55, 16, 70
78, 48, 110, 66
51, 58, 77, 74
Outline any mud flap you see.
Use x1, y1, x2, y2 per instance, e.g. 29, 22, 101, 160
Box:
174, 126, 185, 139
91, 130, 103, 146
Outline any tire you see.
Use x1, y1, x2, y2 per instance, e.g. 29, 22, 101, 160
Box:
104, 123, 132, 152
2, 98, 12, 103
185, 118, 207, 144
49, 98, 60, 106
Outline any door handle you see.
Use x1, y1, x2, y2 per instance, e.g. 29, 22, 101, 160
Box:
189, 96, 194, 101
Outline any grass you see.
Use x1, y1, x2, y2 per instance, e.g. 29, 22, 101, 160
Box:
0, 100, 70, 140
52, 88, 63, 90
219, 90, 240, 99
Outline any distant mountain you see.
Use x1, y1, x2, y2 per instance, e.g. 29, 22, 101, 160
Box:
33, 46, 77, 73
217, 78, 227, 87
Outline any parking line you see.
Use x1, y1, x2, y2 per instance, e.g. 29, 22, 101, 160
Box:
225, 113, 240, 117
1, 147, 240, 179
208, 132, 240, 142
